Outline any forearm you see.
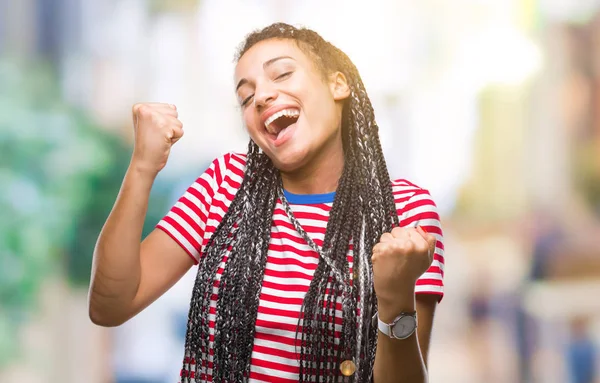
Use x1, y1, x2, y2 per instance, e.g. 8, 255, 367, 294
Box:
88, 161, 156, 325
373, 287, 427, 383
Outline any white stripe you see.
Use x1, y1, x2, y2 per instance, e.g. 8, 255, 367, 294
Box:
157, 220, 199, 261
266, 248, 319, 264
256, 312, 344, 331
259, 299, 303, 312
260, 286, 307, 299
271, 224, 326, 242
163, 154, 446, 382
288, 203, 333, 215
250, 365, 298, 381
263, 274, 312, 286
177, 201, 207, 233
415, 284, 444, 294
419, 271, 443, 281
252, 343, 300, 367
264, 262, 317, 276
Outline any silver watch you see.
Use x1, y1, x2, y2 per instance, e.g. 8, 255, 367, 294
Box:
372, 311, 417, 340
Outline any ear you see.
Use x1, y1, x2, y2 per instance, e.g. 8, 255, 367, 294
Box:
329, 71, 350, 101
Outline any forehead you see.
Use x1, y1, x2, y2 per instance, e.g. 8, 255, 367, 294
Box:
234, 38, 309, 81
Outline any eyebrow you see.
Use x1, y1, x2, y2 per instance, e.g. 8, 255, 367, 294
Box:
235, 56, 294, 91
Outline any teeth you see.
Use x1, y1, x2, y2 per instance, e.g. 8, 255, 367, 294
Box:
265, 108, 299, 134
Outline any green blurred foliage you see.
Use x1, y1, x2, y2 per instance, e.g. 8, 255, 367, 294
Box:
0, 57, 177, 367
0, 59, 133, 366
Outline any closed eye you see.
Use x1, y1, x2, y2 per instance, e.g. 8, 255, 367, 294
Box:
275, 71, 293, 81
241, 94, 254, 107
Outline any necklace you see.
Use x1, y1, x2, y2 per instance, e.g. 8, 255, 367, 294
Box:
277, 184, 359, 377
277, 185, 351, 291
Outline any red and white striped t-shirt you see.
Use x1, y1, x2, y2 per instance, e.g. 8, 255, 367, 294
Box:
157, 152, 445, 382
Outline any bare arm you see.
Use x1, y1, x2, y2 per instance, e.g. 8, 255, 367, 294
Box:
373, 293, 438, 383
88, 102, 193, 327
88, 164, 194, 326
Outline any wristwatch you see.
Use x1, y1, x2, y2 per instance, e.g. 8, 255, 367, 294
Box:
372, 311, 418, 340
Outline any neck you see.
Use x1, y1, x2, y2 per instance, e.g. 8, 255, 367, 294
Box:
280, 145, 344, 195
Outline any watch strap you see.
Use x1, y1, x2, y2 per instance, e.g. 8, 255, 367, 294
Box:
373, 311, 417, 340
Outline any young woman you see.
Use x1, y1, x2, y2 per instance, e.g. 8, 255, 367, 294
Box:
89, 23, 445, 383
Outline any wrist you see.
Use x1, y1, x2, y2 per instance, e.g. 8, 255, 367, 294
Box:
129, 159, 160, 180
377, 287, 416, 323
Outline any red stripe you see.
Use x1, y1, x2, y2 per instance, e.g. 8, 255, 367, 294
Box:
433, 253, 445, 265
266, 255, 319, 270
170, 206, 202, 238
160, 153, 446, 382
403, 198, 436, 215
252, 344, 299, 361
416, 278, 444, 287
214, 155, 223, 186
273, 208, 330, 221
268, 243, 319, 259
249, 370, 298, 383
254, 330, 301, 347
162, 215, 201, 252
250, 357, 299, 374
262, 280, 310, 293
264, 268, 314, 281
271, 218, 327, 237
270, 231, 311, 246
179, 196, 207, 227
155, 224, 198, 264
259, 293, 304, 306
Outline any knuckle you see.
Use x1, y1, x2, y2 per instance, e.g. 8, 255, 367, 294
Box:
153, 114, 167, 127
391, 227, 404, 236
429, 235, 438, 246
391, 240, 408, 254
137, 104, 151, 118
417, 243, 429, 255
380, 232, 392, 242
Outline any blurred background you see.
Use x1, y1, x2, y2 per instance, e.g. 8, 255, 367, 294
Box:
1, 0, 600, 382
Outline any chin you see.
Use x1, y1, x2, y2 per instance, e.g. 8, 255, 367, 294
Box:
265, 146, 311, 173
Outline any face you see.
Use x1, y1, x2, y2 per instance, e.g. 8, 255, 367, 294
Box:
234, 38, 350, 173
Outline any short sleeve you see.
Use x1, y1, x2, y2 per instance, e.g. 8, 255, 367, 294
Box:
156, 154, 230, 264
398, 189, 445, 301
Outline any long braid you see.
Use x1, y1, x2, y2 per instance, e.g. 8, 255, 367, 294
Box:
181, 23, 399, 382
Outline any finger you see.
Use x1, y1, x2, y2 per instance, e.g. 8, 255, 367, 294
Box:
142, 102, 177, 110
165, 115, 183, 128
372, 242, 393, 262
133, 103, 178, 118
416, 226, 437, 260
415, 225, 427, 239
171, 127, 184, 143
164, 117, 184, 143
417, 226, 437, 248
407, 227, 429, 253
390, 226, 411, 240
379, 232, 394, 243
153, 103, 179, 118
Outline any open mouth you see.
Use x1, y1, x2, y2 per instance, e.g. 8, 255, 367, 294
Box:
264, 108, 300, 139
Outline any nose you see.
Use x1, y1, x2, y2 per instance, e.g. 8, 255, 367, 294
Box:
254, 80, 278, 110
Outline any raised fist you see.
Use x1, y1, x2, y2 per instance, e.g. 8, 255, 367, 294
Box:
372, 226, 437, 309
131, 102, 184, 174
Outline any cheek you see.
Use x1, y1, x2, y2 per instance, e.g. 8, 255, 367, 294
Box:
243, 109, 261, 136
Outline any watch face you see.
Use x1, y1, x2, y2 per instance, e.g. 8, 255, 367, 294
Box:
392, 315, 416, 339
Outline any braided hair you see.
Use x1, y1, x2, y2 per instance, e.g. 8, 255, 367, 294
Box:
181, 23, 399, 382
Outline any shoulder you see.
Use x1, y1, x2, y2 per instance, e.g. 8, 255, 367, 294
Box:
201, 152, 247, 183
390, 178, 441, 229
390, 178, 435, 203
